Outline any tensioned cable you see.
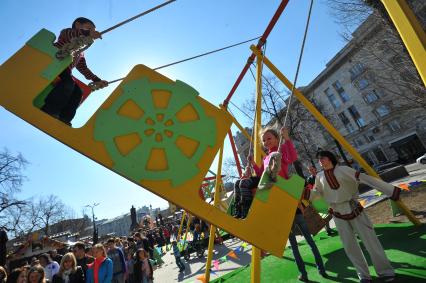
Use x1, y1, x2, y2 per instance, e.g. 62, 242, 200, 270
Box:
248, 65, 272, 114
106, 35, 262, 85
282, 0, 314, 127
247, 61, 288, 106
229, 101, 254, 122
101, 0, 176, 35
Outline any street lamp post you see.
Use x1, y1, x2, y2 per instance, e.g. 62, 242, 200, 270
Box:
85, 203, 99, 244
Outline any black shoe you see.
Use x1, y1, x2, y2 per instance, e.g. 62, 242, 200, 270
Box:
298, 274, 309, 282
360, 279, 372, 283
320, 271, 329, 278
59, 118, 72, 126
41, 108, 60, 120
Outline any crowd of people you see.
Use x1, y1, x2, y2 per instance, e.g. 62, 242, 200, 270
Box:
1, 220, 189, 283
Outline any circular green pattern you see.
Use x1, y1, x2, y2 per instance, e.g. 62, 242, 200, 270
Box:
94, 77, 216, 187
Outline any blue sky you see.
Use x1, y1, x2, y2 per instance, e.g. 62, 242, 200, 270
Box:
0, 0, 348, 220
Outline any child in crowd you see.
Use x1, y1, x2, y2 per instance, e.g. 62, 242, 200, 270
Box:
27, 265, 46, 283
134, 249, 153, 283
171, 241, 185, 273
41, 17, 108, 126
233, 126, 297, 218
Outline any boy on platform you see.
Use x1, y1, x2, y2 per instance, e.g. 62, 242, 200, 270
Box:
41, 17, 108, 126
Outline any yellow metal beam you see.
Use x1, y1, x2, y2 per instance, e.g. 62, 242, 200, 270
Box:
381, 0, 426, 86
250, 45, 421, 226
177, 210, 186, 240
182, 213, 192, 244
250, 48, 264, 283
205, 144, 225, 282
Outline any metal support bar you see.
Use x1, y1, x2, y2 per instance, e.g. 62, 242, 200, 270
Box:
228, 130, 243, 177
182, 213, 191, 244
223, 0, 290, 106
205, 144, 225, 282
177, 210, 186, 240
250, 48, 264, 283
381, 0, 426, 86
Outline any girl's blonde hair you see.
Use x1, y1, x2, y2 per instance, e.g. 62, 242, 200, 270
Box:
93, 243, 107, 257
259, 126, 279, 140
59, 252, 77, 274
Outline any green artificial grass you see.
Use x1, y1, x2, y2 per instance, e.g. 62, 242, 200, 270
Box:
212, 223, 426, 283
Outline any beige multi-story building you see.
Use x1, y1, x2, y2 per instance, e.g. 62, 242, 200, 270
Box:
235, 4, 426, 167
300, 10, 426, 166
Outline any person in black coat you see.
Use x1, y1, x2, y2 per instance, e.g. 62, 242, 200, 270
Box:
52, 253, 84, 283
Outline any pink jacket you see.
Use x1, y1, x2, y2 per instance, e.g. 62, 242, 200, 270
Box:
253, 140, 298, 179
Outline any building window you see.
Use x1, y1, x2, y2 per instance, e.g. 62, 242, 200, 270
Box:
348, 105, 366, 127
364, 134, 375, 143
374, 105, 391, 117
354, 77, 369, 90
353, 137, 365, 147
332, 80, 350, 102
363, 89, 380, 103
325, 88, 341, 109
338, 112, 356, 133
388, 120, 401, 132
349, 62, 365, 80
373, 147, 388, 163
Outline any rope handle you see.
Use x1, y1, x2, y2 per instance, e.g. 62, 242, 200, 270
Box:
88, 81, 108, 91
55, 36, 94, 60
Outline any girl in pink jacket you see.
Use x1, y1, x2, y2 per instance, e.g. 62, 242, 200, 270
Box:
233, 127, 298, 219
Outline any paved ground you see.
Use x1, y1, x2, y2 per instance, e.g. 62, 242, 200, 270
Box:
153, 163, 426, 282
153, 238, 253, 283
360, 162, 426, 208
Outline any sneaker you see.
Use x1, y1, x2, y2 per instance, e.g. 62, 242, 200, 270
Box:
320, 271, 329, 278
360, 279, 372, 283
298, 274, 309, 282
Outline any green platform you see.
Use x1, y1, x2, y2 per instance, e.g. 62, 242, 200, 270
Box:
212, 223, 426, 283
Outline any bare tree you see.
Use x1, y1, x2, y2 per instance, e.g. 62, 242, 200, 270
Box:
0, 149, 28, 231
326, 0, 426, 111
37, 195, 67, 236
7, 197, 42, 237
222, 157, 239, 183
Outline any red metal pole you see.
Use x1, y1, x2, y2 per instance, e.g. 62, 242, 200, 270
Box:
228, 130, 243, 177
223, 0, 290, 107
